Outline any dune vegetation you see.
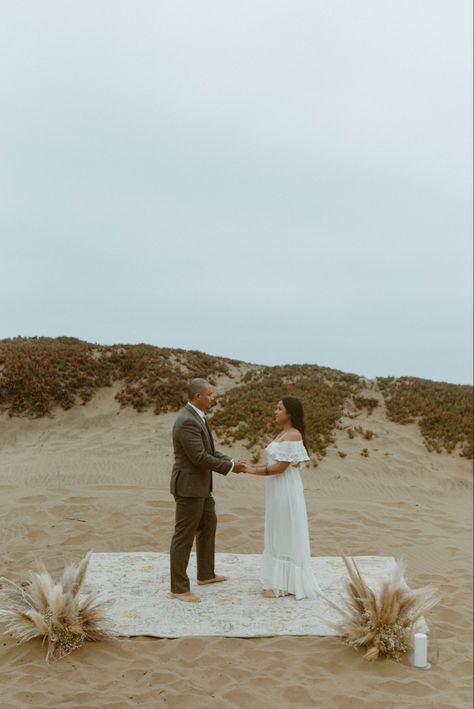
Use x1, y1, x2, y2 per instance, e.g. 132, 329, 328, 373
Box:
0, 337, 472, 460
0, 336, 236, 417
209, 364, 364, 460
377, 375, 473, 459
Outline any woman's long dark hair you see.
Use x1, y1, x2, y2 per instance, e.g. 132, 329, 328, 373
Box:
281, 396, 310, 453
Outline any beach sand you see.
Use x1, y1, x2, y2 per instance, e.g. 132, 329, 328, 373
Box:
0, 381, 472, 708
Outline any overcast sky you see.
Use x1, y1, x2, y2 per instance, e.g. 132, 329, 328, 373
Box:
1, 1, 472, 384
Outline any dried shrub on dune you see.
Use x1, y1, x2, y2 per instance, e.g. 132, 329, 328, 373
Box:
114, 345, 234, 414
353, 395, 379, 414
0, 338, 112, 416
377, 375, 473, 458
319, 552, 442, 662
209, 364, 363, 458
0, 551, 117, 662
0, 337, 236, 417
1, 338, 471, 461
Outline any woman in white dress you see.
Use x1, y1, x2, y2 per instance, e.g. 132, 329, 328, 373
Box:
243, 396, 320, 600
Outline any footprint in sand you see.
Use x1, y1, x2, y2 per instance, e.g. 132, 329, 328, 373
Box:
18, 495, 48, 504
64, 496, 97, 503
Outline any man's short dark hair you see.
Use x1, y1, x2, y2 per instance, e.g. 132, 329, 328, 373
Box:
187, 378, 210, 400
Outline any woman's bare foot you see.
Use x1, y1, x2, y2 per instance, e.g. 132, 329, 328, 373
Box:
261, 589, 292, 598
197, 575, 228, 585
170, 591, 201, 603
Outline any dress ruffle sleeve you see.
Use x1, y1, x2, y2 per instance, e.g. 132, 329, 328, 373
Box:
271, 440, 310, 466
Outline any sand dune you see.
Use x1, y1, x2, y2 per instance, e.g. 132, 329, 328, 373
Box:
0, 382, 472, 708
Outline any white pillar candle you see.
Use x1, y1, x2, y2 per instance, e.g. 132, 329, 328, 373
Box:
414, 632, 428, 667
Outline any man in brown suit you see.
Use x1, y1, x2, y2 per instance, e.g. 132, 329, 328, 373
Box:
169, 378, 246, 602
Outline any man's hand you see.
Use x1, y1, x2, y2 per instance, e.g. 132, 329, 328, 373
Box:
233, 459, 247, 474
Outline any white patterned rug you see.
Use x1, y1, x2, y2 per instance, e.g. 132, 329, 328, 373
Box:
82, 552, 410, 638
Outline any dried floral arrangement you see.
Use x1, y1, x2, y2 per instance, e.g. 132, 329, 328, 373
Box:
0, 551, 117, 662
319, 552, 442, 662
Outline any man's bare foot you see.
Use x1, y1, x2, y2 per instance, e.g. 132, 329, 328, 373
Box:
170, 591, 201, 603
197, 575, 228, 585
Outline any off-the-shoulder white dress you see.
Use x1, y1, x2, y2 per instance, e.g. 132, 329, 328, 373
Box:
261, 439, 321, 600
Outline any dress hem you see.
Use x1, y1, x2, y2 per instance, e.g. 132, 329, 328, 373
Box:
261, 552, 320, 600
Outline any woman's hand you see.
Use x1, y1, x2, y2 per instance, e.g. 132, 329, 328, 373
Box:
244, 461, 290, 476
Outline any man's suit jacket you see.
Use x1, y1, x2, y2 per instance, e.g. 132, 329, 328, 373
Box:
170, 403, 233, 497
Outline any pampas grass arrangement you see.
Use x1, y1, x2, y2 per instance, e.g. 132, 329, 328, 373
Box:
320, 551, 442, 662
0, 551, 117, 662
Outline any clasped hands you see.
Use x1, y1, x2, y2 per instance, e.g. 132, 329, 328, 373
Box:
232, 459, 247, 474
234, 458, 266, 475
232, 460, 258, 474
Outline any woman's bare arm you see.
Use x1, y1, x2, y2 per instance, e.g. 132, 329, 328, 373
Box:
244, 461, 289, 476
